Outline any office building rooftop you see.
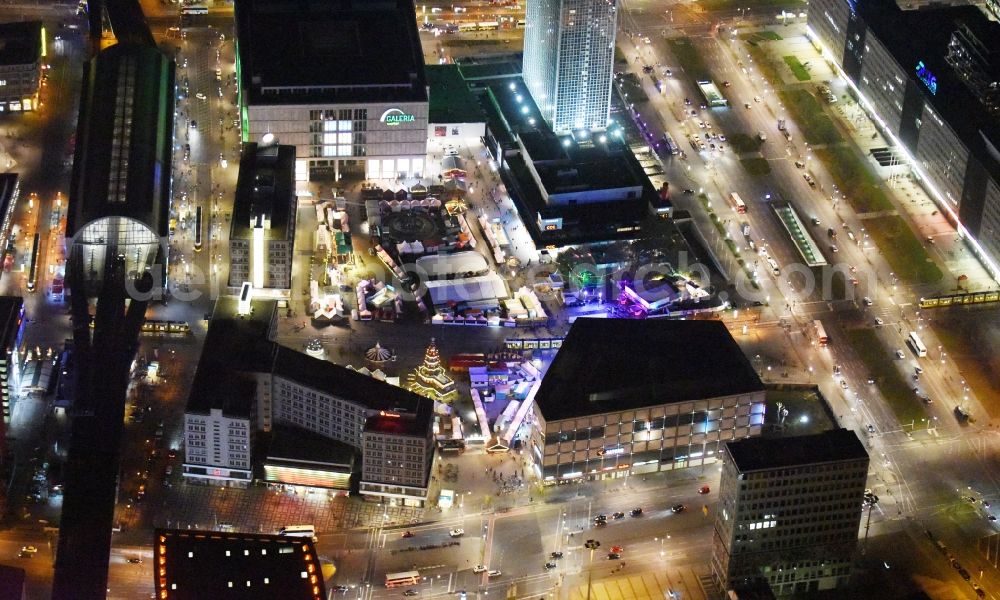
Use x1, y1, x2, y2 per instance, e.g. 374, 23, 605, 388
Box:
519, 130, 643, 196
153, 529, 325, 600
185, 298, 278, 417
265, 424, 356, 467
426, 65, 487, 125
726, 428, 868, 473
0, 21, 40, 66
273, 346, 433, 433
534, 319, 764, 421
235, 0, 427, 105
854, 0, 1000, 163
231, 142, 295, 241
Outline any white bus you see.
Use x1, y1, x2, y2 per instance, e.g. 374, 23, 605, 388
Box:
385, 571, 420, 588
181, 5, 207, 14
277, 525, 315, 538
728, 192, 747, 214
907, 331, 927, 357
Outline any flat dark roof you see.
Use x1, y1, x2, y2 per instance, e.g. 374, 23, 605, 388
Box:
273, 346, 433, 435
520, 131, 643, 195
235, 0, 428, 105
0, 564, 24, 600
855, 0, 1000, 174
480, 77, 652, 246
427, 65, 487, 125
231, 142, 296, 241
457, 59, 522, 81
185, 298, 278, 417
534, 319, 765, 422
364, 411, 428, 437
67, 43, 174, 240
0, 21, 40, 66
726, 428, 868, 473
153, 529, 325, 600
265, 424, 356, 467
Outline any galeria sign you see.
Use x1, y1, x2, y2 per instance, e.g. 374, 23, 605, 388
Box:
380, 108, 416, 126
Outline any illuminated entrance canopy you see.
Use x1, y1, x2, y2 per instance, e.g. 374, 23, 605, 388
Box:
380, 108, 416, 126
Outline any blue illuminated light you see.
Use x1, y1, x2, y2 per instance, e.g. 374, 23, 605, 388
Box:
915, 61, 937, 95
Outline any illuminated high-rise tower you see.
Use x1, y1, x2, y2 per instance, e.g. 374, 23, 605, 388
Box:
523, 0, 617, 133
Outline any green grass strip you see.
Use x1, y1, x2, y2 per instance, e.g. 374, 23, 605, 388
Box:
783, 55, 811, 81
863, 216, 943, 284
843, 328, 925, 426
778, 89, 843, 145
740, 157, 771, 176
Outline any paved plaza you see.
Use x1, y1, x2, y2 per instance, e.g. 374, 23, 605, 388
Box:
126, 483, 424, 537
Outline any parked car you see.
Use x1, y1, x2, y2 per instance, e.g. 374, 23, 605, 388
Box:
544, 562, 557, 569
473, 565, 487, 573
449, 529, 465, 537
487, 570, 502, 578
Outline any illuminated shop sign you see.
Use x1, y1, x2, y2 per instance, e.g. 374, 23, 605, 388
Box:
915, 61, 937, 95
380, 108, 416, 126
598, 446, 625, 457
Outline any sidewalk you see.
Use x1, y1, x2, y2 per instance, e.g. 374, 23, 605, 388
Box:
117, 482, 424, 543
564, 565, 713, 600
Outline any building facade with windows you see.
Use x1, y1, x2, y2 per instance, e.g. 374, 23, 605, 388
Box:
807, 0, 1000, 281
183, 297, 435, 505
269, 348, 435, 507
235, 0, 428, 181
0, 296, 23, 455
182, 299, 276, 488
229, 140, 296, 293
712, 429, 869, 596
529, 319, 766, 482
522, 0, 617, 133
360, 411, 435, 504
0, 21, 42, 113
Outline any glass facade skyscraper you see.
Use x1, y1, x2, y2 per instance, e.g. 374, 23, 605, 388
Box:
523, 0, 617, 133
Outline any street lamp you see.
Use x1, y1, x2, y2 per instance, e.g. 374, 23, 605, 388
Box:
584, 539, 601, 600
862, 491, 879, 554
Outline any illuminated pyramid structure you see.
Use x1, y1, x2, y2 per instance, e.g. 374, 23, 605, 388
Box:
406, 338, 458, 403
